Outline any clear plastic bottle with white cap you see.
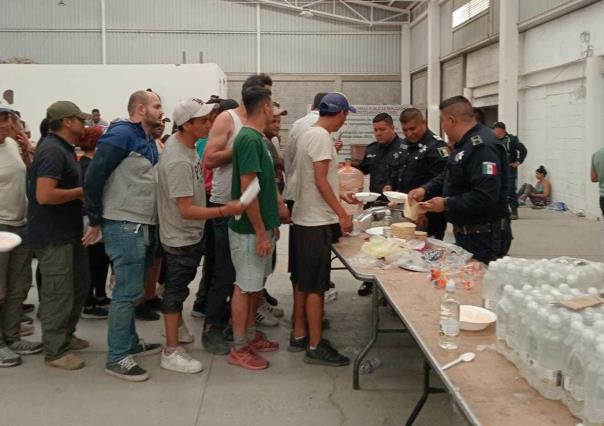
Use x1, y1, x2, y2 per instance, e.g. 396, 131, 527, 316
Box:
582, 341, 604, 426
566, 329, 596, 417
535, 314, 564, 400
439, 280, 460, 350
496, 285, 514, 358
562, 320, 585, 410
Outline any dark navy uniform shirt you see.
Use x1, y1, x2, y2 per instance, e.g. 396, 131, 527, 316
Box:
423, 123, 509, 226
387, 130, 448, 193
357, 135, 405, 194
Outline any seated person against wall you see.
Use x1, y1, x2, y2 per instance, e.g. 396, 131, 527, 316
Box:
517, 165, 551, 207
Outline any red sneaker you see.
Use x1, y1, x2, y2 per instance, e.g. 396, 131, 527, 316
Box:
249, 332, 279, 352
227, 345, 269, 370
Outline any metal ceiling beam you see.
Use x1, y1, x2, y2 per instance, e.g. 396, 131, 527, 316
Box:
346, 0, 410, 13
253, 0, 407, 25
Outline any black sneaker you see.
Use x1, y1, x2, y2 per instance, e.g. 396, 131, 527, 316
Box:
202, 325, 229, 355
135, 304, 160, 321
288, 333, 308, 353
263, 289, 279, 307
22, 303, 35, 314
222, 325, 234, 342
105, 356, 149, 382
81, 306, 109, 319
329, 281, 336, 289
191, 302, 205, 318
144, 297, 162, 311
304, 339, 350, 367
95, 297, 111, 307
129, 340, 162, 357
357, 282, 373, 297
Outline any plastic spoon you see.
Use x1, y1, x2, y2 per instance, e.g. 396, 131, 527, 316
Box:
442, 352, 475, 371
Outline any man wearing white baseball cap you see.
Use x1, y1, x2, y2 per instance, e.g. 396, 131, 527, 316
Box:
157, 98, 244, 374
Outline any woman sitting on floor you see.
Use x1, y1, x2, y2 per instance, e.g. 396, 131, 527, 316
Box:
517, 165, 551, 208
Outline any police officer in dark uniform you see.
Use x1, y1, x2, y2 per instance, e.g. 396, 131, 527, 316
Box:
355, 113, 405, 204
491, 121, 527, 220
384, 107, 449, 239
409, 96, 512, 264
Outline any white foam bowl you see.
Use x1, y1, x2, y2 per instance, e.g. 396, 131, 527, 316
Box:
355, 192, 381, 203
365, 226, 384, 236
383, 191, 407, 203
459, 305, 497, 331
0, 232, 22, 253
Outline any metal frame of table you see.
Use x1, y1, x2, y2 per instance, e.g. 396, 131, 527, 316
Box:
331, 244, 480, 426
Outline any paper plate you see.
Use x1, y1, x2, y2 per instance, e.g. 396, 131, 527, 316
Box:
0, 232, 22, 253
459, 305, 497, 331
383, 191, 407, 203
398, 259, 428, 272
355, 192, 381, 203
365, 227, 384, 236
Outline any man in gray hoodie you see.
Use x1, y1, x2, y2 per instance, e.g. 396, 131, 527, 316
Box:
83, 90, 164, 382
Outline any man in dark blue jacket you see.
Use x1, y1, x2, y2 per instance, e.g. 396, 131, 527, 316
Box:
83, 90, 164, 382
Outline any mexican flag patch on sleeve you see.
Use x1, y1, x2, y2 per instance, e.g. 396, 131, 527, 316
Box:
482, 162, 497, 175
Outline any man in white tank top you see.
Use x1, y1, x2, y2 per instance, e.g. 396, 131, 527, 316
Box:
201, 74, 274, 355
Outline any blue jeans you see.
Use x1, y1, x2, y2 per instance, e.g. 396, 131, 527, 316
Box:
102, 220, 157, 363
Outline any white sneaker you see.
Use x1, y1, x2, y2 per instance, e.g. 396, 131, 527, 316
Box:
263, 302, 284, 318
160, 347, 203, 374
324, 288, 338, 304
255, 304, 279, 327
161, 321, 194, 344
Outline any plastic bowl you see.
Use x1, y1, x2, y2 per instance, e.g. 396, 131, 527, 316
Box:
0, 232, 22, 253
383, 191, 407, 203
459, 305, 497, 331
355, 192, 381, 203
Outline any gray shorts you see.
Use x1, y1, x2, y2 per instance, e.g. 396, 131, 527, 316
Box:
228, 229, 275, 293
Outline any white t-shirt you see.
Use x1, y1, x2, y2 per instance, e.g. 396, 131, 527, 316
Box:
292, 126, 339, 227
283, 110, 319, 201
0, 137, 27, 226
210, 109, 243, 205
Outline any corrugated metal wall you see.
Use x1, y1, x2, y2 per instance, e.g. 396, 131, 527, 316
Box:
0, 0, 401, 74
410, 18, 427, 71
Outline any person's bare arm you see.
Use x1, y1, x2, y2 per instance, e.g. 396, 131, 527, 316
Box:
36, 177, 83, 205
314, 160, 352, 232
591, 166, 599, 183
204, 112, 234, 169
175, 196, 244, 220
240, 173, 272, 256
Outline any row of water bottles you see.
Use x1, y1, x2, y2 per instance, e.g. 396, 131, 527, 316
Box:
482, 256, 604, 311
496, 281, 604, 425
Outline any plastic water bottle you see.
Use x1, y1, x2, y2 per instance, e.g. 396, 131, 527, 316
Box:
562, 320, 585, 409
359, 357, 381, 374
439, 280, 460, 350
583, 342, 604, 426
482, 262, 499, 311
519, 302, 540, 384
535, 314, 564, 400
496, 285, 513, 358
565, 329, 596, 417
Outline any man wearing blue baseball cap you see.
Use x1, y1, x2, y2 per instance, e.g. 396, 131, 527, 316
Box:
288, 92, 359, 366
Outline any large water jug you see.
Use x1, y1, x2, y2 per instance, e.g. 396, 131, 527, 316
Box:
338, 159, 364, 215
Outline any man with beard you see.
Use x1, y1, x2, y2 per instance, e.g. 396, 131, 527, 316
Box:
84, 90, 164, 382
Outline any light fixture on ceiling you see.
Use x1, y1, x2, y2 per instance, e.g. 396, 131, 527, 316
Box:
57, 0, 66, 5
299, 8, 314, 17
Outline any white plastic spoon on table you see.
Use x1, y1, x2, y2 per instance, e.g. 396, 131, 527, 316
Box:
442, 352, 475, 371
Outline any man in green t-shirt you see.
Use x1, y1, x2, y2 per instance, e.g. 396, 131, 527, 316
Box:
227, 86, 289, 370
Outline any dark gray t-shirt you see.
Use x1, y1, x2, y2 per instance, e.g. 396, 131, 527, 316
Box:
158, 134, 206, 247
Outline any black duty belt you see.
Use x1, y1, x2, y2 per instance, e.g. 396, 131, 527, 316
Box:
453, 219, 507, 235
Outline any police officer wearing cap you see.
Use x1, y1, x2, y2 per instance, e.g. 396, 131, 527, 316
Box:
409, 96, 512, 264
491, 121, 527, 220
355, 113, 405, 204
384, 108, 448, 240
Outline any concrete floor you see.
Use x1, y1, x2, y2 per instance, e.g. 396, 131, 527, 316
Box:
2, 208, 602, 426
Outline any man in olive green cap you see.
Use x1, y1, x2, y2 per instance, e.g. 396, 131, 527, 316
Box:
27, 100, 91, 370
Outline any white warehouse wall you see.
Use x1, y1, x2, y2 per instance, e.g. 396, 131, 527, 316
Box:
518, 1, 604, 217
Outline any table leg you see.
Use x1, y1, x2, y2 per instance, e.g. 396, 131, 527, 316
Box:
405, 360, 447, 425
353, 281, 379, 390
